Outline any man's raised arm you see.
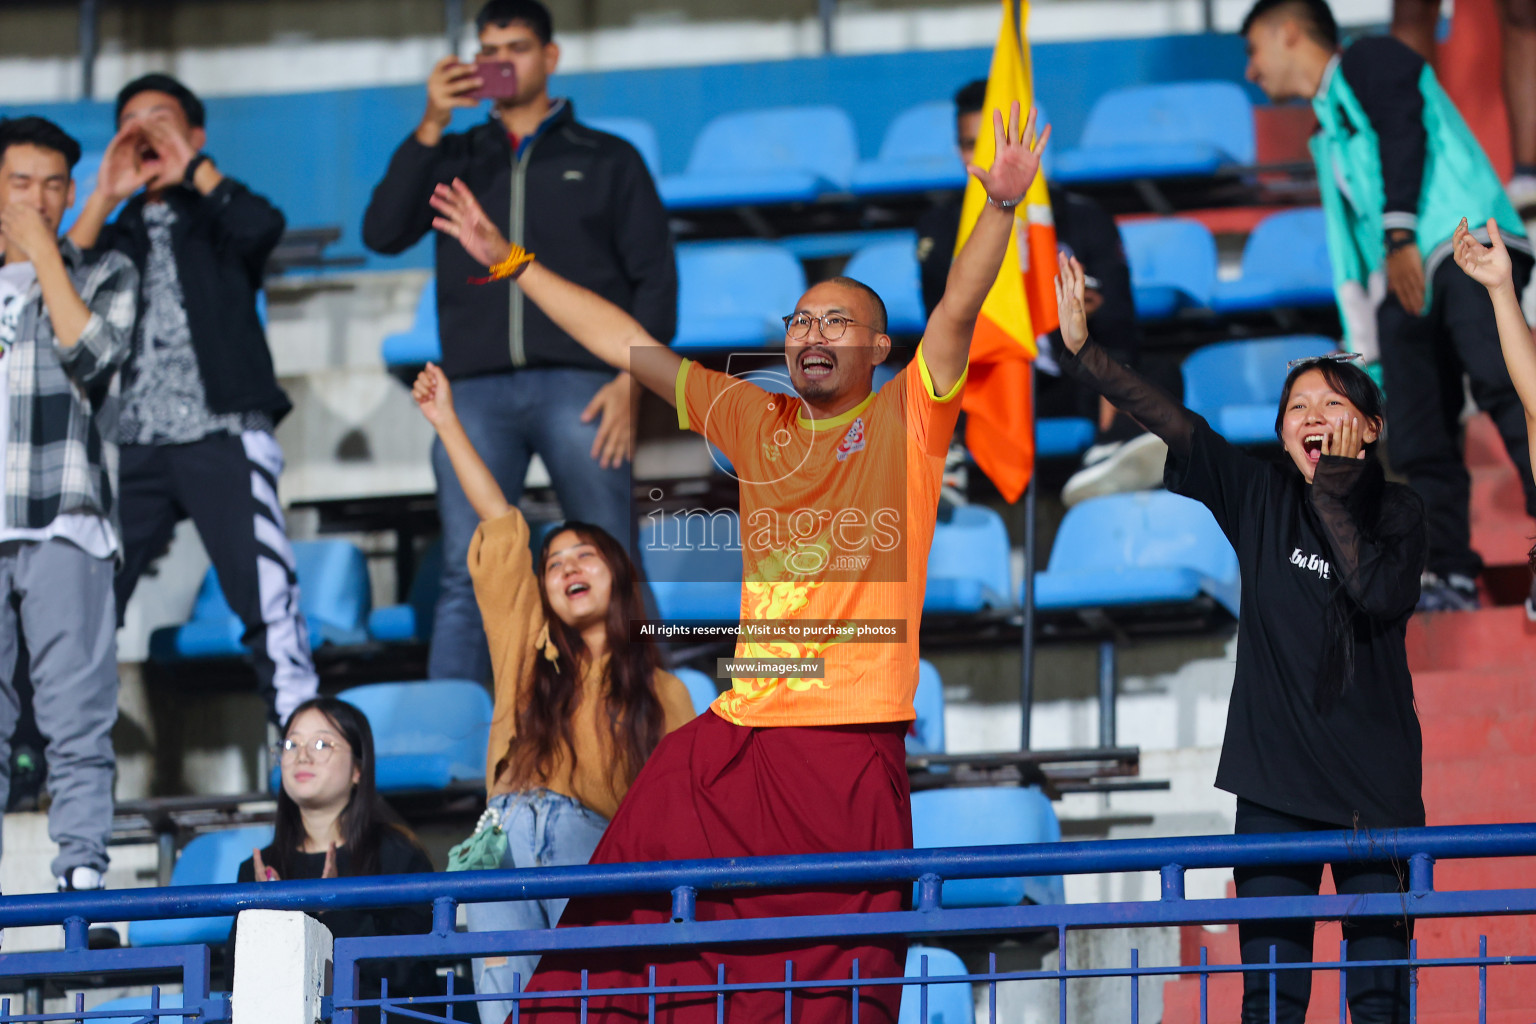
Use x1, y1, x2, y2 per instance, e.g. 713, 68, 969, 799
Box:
923, 103, 1050, 396
429, 179, 683, 403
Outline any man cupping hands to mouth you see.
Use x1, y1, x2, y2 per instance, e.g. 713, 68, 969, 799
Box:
68, 74, 318, 728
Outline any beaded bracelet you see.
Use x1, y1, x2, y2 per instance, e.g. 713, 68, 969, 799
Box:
469, 244, 536, 284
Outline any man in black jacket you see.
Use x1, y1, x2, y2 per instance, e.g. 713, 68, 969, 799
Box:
71, 74, 317, 725
362, 0, 676, 685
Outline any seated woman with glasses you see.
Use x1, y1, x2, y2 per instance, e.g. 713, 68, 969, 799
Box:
411, 362, 697, 1024
234, 696, 436, 1022
1055, 252, 1428, 1024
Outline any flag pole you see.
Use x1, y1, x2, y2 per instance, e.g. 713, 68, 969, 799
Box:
1015, 0, 1036, 752
1020, 363, 1036, 750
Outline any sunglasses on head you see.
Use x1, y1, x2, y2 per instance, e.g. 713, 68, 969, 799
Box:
1286, 352, 1365, 370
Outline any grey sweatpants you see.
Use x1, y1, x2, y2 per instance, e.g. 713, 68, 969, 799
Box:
0, 538, 119, 877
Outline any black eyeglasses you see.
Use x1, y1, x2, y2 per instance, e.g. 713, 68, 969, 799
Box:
782, 313, 876, 341
1286, 352, 1365, 370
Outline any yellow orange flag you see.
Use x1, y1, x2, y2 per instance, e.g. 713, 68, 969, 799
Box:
956, 0, 1058, 503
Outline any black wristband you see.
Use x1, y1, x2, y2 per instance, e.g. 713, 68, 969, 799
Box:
182, 153, 211, 187
1385, 229, 1415, 255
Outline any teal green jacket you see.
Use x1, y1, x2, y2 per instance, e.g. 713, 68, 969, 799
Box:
1311, 42, 1529, 333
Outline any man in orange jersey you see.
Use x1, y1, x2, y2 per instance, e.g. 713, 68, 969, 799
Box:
429, 103, 1048, 1024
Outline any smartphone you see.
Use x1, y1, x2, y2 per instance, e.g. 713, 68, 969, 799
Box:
467, 61, 518, 101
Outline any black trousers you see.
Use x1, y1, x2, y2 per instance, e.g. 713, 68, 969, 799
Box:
1377, 252, 1536, 578
115, 432, 317, 723
1235, 798, 1412, 1024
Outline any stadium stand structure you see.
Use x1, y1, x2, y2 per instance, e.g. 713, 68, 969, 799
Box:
127, 825, 273, 948
1033, 490, 1239, 746
1180, 335, 1336, 446
851, 100, 969, 196
148, 540, 372, 663
910, 785, 1065, 908
659, 105, 861, 209
339, 681, 491, 793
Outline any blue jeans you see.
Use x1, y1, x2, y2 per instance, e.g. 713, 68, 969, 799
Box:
428, 369, 634, 683
465, 789, 610, 1024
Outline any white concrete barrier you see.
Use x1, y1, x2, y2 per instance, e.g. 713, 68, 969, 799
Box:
232, 910, 331, 1024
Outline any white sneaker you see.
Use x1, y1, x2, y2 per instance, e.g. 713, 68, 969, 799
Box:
57, 866, 104, 892
1509, 174, 1536, 220
1061, 433, 1170, 507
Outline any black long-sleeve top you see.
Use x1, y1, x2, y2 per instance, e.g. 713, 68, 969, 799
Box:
1060, 338, 1428, 828
232, 830, 436, 1023
362, 102, 677, 380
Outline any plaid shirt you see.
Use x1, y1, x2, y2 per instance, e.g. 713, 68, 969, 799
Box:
4, 240, 137, 532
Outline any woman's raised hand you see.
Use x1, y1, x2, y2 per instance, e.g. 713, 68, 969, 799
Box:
1322, 416, 1367, 461
252, 847, 280, 883
1453, 217, 1515, 295
1054, 252, 1089, 354
412, 362, 456, 428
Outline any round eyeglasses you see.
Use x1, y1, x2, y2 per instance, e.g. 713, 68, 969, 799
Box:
274, 737, 348, 763
781, 312, 876, 341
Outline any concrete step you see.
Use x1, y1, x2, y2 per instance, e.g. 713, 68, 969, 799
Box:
1421, 709, 1536, 763
1465, 413, 1536, 572
1413, 666, 1535, 719
1407, 606, 1536, 673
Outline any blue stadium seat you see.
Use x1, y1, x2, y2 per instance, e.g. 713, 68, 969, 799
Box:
907, 659, 946, 754
640, 510, 743, 622
675, 243, 806, 351
1036, 417, 1097, 459
898, 946, 973, 1024
1182, 335, 1335, 445
127, 825, 274, 948
368, 539, 444, 644
1051, 82, 1255, 184
851, 101, 968, 196
925, 505, 1013, 613
660, 105, 859, 209
150, 540, 373, 661
1212, 208, 1335, 314
910, 787, 1064, 908
340, 680, 492, 792
842, 238, 927, 336
87, 993, 191, 1023
381, 279, 440, 369
1119, 218, 1217, 318
586, 116, 663, 180
672, 666, 719, 716
1033, 491, 1239, 618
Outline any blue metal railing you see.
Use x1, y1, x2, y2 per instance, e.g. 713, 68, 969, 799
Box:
2, 822, 1535, 1022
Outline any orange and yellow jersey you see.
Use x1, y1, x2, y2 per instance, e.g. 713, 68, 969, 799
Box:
673, 346, 965, 727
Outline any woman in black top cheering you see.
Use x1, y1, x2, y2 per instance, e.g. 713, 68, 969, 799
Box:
234, 697, 436, 1023
1055, 254, 1427, 1024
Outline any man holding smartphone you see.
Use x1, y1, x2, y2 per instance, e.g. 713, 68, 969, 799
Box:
363, 0, 676, 687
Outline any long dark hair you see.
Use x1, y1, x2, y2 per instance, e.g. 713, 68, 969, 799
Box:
1274, 358, 1387, 713
268, 697, 419, 880
507, 521, 667, 802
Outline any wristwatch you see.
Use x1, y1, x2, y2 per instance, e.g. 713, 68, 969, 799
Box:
1385, 228, 1416, 255
987, 193, 1026, 209
182, 153, 211, 187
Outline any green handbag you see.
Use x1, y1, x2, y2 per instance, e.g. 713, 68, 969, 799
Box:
446, 804, 508, 872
